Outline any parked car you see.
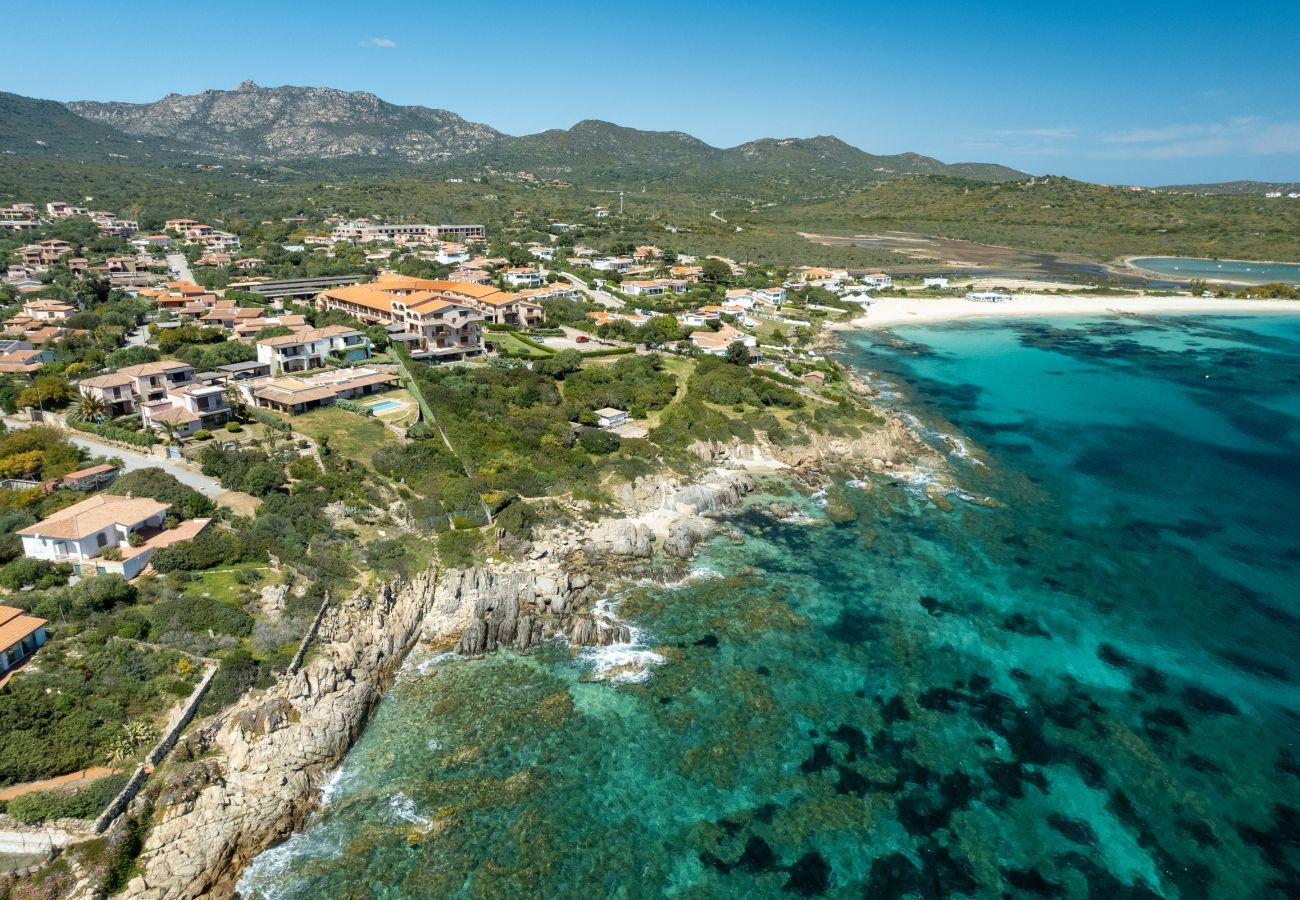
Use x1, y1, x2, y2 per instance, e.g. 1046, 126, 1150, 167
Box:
576, 335, 590, 343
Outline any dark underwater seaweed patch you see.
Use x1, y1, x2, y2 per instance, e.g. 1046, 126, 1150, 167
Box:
829, 724, 867, 759
1179, 685, 1239, 716
783, 851, 831, 896
1001, 866, 1066, 898
1002, 612, 1052, 639
826, 609, 881, 644
799, 744, 834, 774
1048, 813, 1098, 847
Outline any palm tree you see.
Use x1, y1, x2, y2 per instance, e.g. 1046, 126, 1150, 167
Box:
76, 392, 106, 423
159, 419, 180, 446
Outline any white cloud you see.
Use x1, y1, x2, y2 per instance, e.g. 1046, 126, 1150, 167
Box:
1101, 117, 1300, 158
993, 126, 1078, 139
360, 37, 398, 48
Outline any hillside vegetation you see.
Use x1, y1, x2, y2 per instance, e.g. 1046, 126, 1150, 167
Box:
767, 176, 1300, 262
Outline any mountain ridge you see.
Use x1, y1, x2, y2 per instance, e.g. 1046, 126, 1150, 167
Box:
35, 82, 1026, 187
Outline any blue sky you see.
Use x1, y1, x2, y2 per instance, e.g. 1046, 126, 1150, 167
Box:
5, 0, 1298, 185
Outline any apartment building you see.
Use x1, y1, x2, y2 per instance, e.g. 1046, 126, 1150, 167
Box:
256, 325, 371, 374
316, 275, 496, 362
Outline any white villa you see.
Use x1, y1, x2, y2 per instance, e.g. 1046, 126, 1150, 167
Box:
18, 494, 212, 580
966, 291, 1012, 303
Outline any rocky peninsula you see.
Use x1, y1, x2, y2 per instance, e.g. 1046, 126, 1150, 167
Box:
101, 418, 931, 899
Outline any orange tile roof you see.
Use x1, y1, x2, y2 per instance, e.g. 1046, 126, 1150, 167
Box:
17, 494, 169, 541
118, 360, 192, 377
0, 606, 46, 654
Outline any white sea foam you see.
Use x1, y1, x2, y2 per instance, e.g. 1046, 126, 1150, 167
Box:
885, 466, 982, 504
317, 765, 354, 808
573, 597, 667, 684
401, 650, 458, 680
388, 791, 432, 827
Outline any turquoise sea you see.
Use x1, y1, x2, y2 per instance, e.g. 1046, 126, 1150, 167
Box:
1130, 257, 1300, 285
239, 314, 1300, 899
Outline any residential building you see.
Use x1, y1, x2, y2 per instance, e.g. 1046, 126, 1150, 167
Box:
966, 291, 1012, 303
755, 287, 787, 304
314, 274, 551, 359
436, 243, 470, 264
503, 267, 544, 287
690, 324, 759, 358
473, 294, 543, 328
256, 326, 371, 374
591, 256, 634, 273
248, 367, 399, 415
621, 280, 667, 297
0, 342, 51, 375
923, 277, 950, 289
78, 373, 138, 417
117, 360, 196, 400
723, 289, 757, 309
18, 240, 74, 268
18, 493, 212, 580
46, 202, 89, 219
141, 382, 232, 435
526, 244, 555, 262
60, 464, 118, 492
130, 235, 173, 250
860, 273, 893, 289
0, 606, 48, 675
21, 299, 76, 322
594, 407, 629, 428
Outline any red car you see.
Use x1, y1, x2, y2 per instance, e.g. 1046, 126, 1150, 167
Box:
576, 335, 590, 343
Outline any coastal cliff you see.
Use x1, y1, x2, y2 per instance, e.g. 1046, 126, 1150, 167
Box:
123, 569, 470, 900
115, 421, 924, 898
453, 464, 758, 657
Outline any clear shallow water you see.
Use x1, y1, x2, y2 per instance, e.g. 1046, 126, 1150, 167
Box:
1131, 257, 1300, 285
240, 314, 1300, 899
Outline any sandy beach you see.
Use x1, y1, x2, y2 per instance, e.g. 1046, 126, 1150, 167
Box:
839, 294, 1300, 329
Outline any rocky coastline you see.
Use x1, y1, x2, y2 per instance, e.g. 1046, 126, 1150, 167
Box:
103, 421, 930, 899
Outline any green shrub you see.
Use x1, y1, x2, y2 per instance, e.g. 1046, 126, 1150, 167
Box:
577, 427, 621, 454
6, 774, 130, 824
192, 429, 212, 441
151, 528, 259, 572
68, 418, 158, 447
334, 398, 373, 416
225, 422, 243, 433
0, 557, 71, 590
150, 595, 254, 639
109, 468, 215, 519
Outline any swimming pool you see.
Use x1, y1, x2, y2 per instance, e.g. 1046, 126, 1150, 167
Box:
367, 399, 402, 413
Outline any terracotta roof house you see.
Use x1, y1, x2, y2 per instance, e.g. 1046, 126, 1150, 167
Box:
0, 606, 48, 675
18, 494, 210, 581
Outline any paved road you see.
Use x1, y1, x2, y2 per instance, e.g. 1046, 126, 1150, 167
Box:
4, 417, 224, 495
560, 271, 625, 308
166, 252, 196, 284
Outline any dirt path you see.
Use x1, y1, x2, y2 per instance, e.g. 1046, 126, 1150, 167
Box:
0, 767, 120, 802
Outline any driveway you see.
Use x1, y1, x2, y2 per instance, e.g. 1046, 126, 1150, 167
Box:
3, 417, 224, 496
166, 252, 196, 284
67, 434, 223, 495
560, 272, 625, 309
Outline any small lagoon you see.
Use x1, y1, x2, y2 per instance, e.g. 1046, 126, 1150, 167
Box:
1131, 257, 1300, 285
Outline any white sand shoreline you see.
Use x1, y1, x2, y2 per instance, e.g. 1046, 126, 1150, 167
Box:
836, 294, 1300, 330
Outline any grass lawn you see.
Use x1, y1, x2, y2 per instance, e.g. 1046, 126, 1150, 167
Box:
485, 333, 551, 357
288, 406, 401, 467
180, 561, 270, 607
